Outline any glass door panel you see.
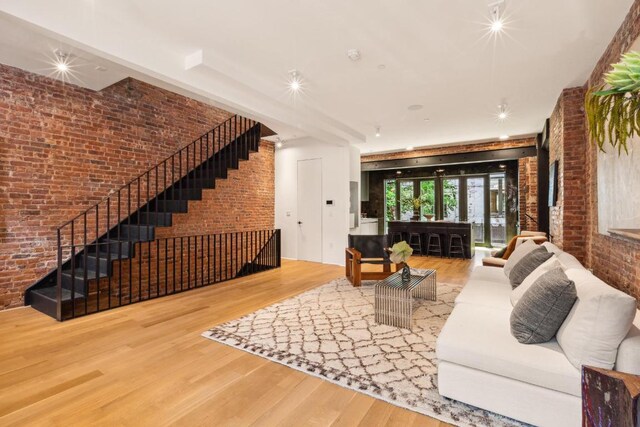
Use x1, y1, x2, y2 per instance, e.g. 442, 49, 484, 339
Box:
443, 178, 460, 221
420, 180, 435, 220
384, 179, 396, 233
466, 177, 485, 244
490, 173, 506, 246
399, 181, 415, 220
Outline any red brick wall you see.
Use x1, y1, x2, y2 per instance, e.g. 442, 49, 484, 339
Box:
548, 87, 587, 263
584, 0, 640, 303
0, 63, 275, 310
518, 157, 538, 231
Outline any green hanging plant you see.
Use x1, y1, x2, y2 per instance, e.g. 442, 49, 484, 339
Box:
585, 51, 640, 154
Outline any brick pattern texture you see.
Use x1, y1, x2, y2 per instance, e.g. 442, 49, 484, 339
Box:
0, 63, 274, 310
549, 87, 587, 263
518, 157, 538, 231
584, 0, 640, 303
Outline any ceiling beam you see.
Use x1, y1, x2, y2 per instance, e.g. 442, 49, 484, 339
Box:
361, 146, 538, 171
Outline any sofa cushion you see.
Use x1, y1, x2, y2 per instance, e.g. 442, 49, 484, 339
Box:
557, 268, 637, 370
437, 303, 581, 396
508, 246, 553, 287
541, 242, 584, 270
510, 268, 577, 344
503, 239, 537, 278
455, 266, 513, 310
510, 256, 562, 306
616, 311, 640, 375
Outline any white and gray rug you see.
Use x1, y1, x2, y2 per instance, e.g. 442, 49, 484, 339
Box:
202, 271, 524, 427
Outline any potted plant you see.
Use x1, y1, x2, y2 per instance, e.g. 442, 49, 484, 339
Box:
585, 51, 640, 154
389, 241, 413, 283
411, 198, 421, 221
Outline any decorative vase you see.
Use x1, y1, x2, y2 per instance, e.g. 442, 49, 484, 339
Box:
401, 264, 411, 283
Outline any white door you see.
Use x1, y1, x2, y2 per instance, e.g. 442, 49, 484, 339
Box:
297, 158, 322, 262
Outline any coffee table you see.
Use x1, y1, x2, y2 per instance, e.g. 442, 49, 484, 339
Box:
374, 269, 437, 330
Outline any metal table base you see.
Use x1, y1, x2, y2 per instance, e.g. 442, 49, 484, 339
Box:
374, 269, 436, 330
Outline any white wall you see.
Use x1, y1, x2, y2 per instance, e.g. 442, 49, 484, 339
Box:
275, 138, 360, 266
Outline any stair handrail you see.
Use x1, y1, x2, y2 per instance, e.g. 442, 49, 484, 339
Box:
57, 114, 256, 232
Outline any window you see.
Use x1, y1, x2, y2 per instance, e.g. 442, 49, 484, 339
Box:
466, 177, 485, 243
420, 180, 435, 219
399, 181, 415, 220
490, 173, 506, 245
443, 178, 460, 221
384, 179, 397, 224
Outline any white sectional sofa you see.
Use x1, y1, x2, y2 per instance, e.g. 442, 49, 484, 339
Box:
436, 243, 640, 427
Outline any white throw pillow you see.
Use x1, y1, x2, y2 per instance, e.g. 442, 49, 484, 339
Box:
510, 256, 562, 307
556, 268, 637, 370
503, 239, 537, 278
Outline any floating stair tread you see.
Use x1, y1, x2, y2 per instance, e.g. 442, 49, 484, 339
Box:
32, 286, 84, 301
62, 268, 109, 279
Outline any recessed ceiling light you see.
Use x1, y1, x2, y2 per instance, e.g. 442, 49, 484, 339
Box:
396, 170, 402, 175
347, 49, 361, 61
499, 135, 509, 140
499, 164, 507, 169
51, 49, 73, 81
406, 146, 414, 151
408, 104, 423, 111
95, 65, 107, 72
377, 64, 386, 70
375, 126, 381, 138
288, 69, 303, 93
497, 103, 509, 121
423, 118, 430, 122
489, 1, 506, 33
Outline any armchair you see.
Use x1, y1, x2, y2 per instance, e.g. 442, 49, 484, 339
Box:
345, 234, 403, 287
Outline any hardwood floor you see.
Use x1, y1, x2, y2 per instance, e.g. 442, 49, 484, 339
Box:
0, 252, 488, 426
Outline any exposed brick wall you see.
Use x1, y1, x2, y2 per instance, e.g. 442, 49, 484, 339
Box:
584, 0, 640, 303
548, 87, 587, 263
0, 63, 275, 310
361, 137, 536, 163
518, 157, 538, 231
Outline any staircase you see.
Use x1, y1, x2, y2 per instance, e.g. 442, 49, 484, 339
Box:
26, 115, 281, 321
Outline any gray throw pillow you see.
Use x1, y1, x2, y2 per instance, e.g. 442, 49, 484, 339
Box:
510, 268, 577, 344
509, 246, 553, 288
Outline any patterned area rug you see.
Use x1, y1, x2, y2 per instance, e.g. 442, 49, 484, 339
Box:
202, 271, 523, 427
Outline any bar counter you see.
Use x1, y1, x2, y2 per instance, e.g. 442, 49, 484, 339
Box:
387, 220, 475, 259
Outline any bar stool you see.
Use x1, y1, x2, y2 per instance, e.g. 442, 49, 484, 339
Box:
390, 231, 404, 245
449, 234, 465, 259
426, 233, 443, 257
408, 232, 423, 255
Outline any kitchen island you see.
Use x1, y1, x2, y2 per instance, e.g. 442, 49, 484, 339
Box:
387, 220, 475, 258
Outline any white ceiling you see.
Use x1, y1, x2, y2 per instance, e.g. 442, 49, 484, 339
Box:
0, 0, 634, 152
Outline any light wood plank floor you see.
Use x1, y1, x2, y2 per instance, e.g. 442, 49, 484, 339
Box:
0, 252, 488, 426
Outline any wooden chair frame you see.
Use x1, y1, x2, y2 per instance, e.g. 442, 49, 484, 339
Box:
345, 247, 404, 287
